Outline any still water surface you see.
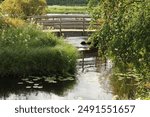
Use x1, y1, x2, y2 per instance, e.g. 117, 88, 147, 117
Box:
0, 37, 113, 100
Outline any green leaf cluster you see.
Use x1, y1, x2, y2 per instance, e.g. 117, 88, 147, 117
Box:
89, 0, 150, 99
0, 26, 78, 78
0, 0, 47, 18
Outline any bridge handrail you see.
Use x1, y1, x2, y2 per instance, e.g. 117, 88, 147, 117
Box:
28, 14, 96, 35
28, 14, 91, 19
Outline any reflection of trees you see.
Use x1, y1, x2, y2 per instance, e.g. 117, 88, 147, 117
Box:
0, 77, 76, 99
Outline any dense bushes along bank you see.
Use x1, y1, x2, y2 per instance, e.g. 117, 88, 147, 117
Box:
0, 25, 78, 78
0, 1, 78, 79
89, 0, 150, 99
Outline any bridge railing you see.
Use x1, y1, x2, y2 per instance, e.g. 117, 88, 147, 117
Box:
28, 14, 97, 34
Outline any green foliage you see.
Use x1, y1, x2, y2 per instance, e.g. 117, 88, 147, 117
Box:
88, 0, 99, 9
0, 16, 8, 29
0, 0, 47, 18
0, 0, 4, 3
46, 0, 87, 6
3, 17, 27, 27
0, 14, 27, 29
89, 0, 150, 99
0, 26, 78, 78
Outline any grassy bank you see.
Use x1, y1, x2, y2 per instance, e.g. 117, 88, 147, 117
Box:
46, 5, 88, 14
0, 25, 78, 78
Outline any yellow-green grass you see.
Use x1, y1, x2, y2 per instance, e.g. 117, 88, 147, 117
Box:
46, 5, 88, 14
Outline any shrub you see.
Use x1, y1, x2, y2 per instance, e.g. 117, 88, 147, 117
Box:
0, 0, 4, 3
89, 0, 150, 99
0, 15, 27, 29
0, 0, 47, 18
0, 16, 8, 29
3, 17, 27, 27
0, 26, 78, 78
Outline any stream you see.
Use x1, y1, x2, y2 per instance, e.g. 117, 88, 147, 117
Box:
0, 36, 113, 100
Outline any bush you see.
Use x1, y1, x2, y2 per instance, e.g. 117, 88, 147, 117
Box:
3, 17, 27, 27
0, 16, 8, 29
0, 0, 47, 18
89, 0, 150, 99
0, 15, 27, 29
0, 0, 4, 3
0, 26, 78, 78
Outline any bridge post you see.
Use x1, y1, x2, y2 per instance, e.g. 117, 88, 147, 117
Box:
82, 17, 85, 36
59, 18, 62, 36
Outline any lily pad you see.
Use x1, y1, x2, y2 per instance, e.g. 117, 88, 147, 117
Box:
30, 76, 43, 81
45, 77, 57, 83
58, 76, 74, 81
33, 86, 39, 89
26, 81, 34, 84
37, 86, 43, 89
22, 78, 29, 81
26, 86, 32, 89
18, 82, 23, 85
34, 84, 39, 86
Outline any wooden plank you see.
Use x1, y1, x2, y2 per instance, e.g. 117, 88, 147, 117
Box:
42, 25, 89, 29
30, 14, 90, 19
43, 29, 96, 32
59, 18, 62, 34
37, 20, 90, 24
39, 22, 90, 28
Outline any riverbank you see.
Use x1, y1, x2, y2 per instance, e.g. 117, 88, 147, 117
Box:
0, 24, 78, 78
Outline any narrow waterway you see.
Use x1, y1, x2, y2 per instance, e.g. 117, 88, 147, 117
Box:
0, 37, 113, 100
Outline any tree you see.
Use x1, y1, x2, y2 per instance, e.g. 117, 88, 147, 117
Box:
88, 0, 100, 9
0, 0, 4, 3
0, 0, 47, 18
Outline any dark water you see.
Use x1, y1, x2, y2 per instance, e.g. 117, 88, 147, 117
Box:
0, 37, 113, 100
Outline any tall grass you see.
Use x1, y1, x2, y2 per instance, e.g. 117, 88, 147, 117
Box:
0, 26, 78, 78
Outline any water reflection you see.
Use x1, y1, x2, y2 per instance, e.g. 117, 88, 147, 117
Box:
0, 36, 113, 100
0, 58, 113, 100
0, 77, 76, 100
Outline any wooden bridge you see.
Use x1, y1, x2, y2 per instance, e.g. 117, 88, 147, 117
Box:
29, 14, 97, 36
29, 15, 99, 70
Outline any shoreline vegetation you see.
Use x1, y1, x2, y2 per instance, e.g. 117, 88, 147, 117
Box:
0, 17, 78, 79
88, 0, 150, 99
0, 0, 149, 100
0, 1, 79, 80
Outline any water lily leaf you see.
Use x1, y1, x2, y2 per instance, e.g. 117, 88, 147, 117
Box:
33, 86, 39, 89
26, 86, 32, 89
18, 82, 23, 85
45, 77, 57, 83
